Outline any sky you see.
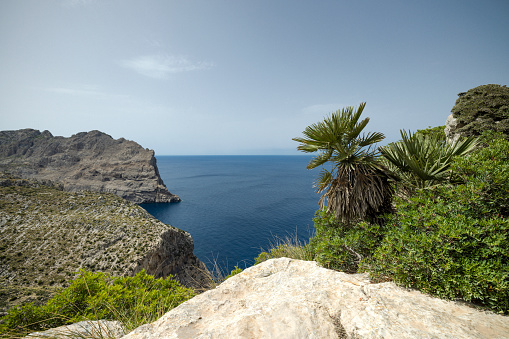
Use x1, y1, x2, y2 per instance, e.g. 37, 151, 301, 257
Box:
1, 0, 508, 155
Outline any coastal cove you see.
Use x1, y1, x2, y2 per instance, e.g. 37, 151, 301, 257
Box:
140, 155, 318, 273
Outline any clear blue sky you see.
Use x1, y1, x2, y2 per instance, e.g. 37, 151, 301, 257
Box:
1, 0, 508, 155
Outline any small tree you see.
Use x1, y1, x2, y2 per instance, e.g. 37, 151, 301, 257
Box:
293, 102, 394, 224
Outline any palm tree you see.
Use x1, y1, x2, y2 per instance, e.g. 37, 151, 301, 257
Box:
379, 130, 478, 189
293, 102, 394, 224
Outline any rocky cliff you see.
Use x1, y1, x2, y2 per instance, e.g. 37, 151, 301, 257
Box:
0, 176, 209, 315
124, 258, 509, 339
0, 129, 179, 203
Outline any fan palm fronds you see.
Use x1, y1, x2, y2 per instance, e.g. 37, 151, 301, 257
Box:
293, 103, 394, 224
380, 130, 479, 189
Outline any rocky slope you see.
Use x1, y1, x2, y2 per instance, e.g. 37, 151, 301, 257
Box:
0, 176, 210, 315
124, 258, 509, 339
0, 129, 179, 203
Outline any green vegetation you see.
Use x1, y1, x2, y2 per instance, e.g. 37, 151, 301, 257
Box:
415, 125, 446, 141
224, 267, 243, 280
0, 269, 195, 338
0, 176, 177, 315
380, 129, 478, 189
367, 133, 509, 313
2, 86, 508, 336
276, 129, 509, 314
451, 84, 509, 138
292, 102, 394, 224
280, 95, 509, 314
255, 234, 315, 265
308, 211, 383, 273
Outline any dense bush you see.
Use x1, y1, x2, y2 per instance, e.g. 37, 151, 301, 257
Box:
0, 269, 195, 337
367, 135, 509, 314
308, 211, 383, 273
451, 84, 509, 138
415, 125, 446, 141
452, 133, 509, 217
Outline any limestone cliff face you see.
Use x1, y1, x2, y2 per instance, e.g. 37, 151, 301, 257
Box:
0, 129, 179, 203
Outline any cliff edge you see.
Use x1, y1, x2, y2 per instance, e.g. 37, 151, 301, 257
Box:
123, 258, 509, 339
0, 176, 209, 315
0, 129, 179, 203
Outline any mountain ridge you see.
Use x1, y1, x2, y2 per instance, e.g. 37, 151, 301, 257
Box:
0, 129, 179, 203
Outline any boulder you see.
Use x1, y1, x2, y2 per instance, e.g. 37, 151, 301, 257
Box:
0, 129, 179, 203
123, 258, 509, 338
444, 113, 463, 144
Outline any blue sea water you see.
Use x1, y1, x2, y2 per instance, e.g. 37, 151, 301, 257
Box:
140, 155, 319, 273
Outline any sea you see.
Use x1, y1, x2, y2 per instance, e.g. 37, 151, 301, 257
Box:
140, 155, 319, 274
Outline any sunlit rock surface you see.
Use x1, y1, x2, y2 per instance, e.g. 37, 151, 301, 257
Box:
123, 258, 509, 339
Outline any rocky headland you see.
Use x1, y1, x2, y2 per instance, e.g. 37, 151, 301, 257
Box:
0, 129, 179, 204
0, 175, 210, 315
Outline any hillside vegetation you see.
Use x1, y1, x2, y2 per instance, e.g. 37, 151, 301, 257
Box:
259, 129, 509, 314
451, 84, 509, 138
263, 85, 509, 314
0, 174, 191, 316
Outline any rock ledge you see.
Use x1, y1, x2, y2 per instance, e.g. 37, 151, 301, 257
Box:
123, 258, 509, 339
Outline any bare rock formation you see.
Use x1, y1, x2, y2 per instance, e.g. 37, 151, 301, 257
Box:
0, 129, 179, 203
444, 113, 463, 144
123, 258, 509, 339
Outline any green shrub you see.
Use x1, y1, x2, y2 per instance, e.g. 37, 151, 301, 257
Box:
0, 269, 195, 337
367, 136, 509, 314
308, 211, 384, 273
368, 188, 509, 313
451, 132, 509, 217
224, 267, 243, 280
451, 84, 509, 138
415, 125, 446, 141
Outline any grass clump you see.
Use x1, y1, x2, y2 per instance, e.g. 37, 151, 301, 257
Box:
254, 233, 315, 265
0, 269, 195, 338
223, 267, 243, 280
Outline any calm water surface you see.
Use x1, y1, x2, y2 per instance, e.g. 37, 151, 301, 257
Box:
140, 155, 319, 273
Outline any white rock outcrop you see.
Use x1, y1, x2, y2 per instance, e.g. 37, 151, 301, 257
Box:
27, 320, 126, 338
444, 113, 463, 144
123, 258, 509, 339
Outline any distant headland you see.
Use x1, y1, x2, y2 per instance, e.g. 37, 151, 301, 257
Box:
0, 129, 180, 203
